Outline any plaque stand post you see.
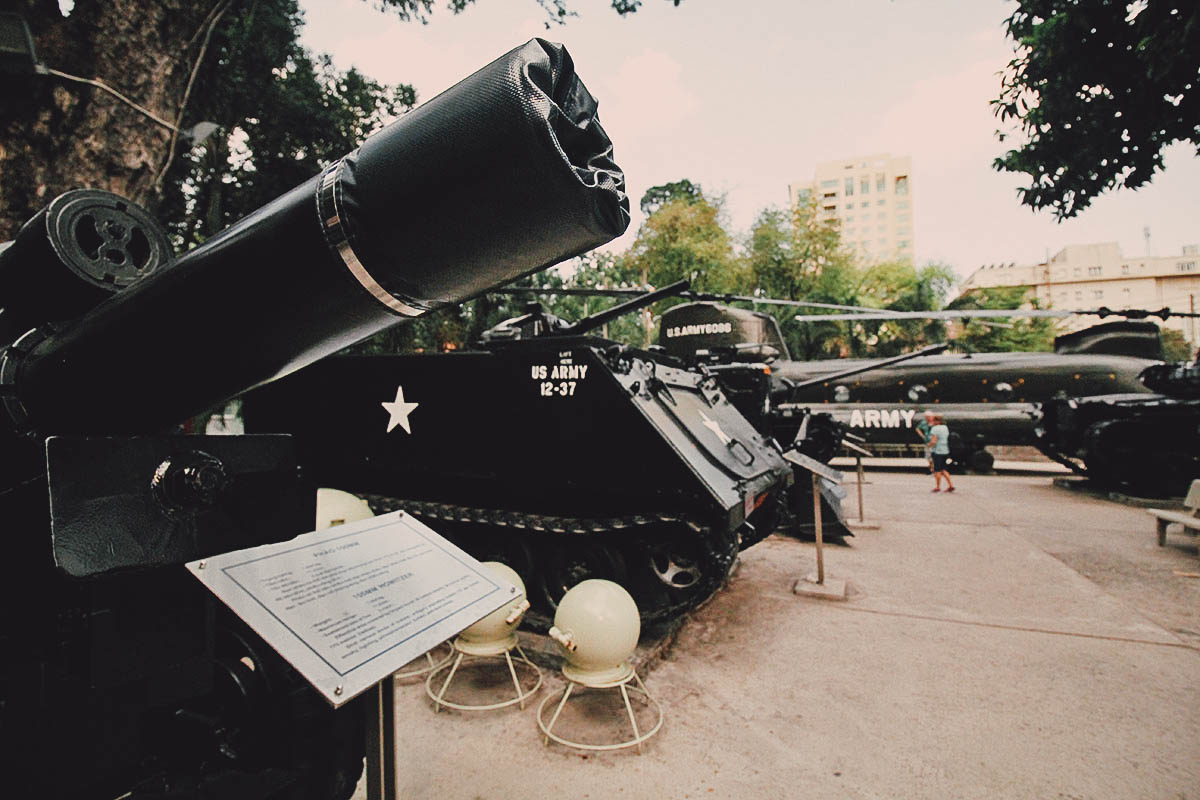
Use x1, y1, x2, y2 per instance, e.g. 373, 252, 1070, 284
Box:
793, 472, 848, 601
842, 440, 880, 531
365, 679, 397, 800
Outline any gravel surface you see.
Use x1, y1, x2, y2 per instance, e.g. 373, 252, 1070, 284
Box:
355, 471, 1200, 799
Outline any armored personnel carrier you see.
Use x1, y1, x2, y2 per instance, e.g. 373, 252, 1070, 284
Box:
242, 284, 795, 626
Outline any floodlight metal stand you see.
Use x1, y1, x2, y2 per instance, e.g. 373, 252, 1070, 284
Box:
424, 634, 542, 712
536, 662, 663, 754
392, 640, 454, 681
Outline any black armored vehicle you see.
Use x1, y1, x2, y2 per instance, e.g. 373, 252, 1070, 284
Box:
1035, 359, 1200, 497
658, 301, 1162, 473
243, 285, 796, 626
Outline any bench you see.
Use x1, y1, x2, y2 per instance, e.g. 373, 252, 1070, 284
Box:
1147, 480, 1200, 547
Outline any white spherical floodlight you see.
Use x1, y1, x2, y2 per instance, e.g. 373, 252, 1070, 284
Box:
314, 487, 375, 529
425, 561, 542, 712
315, 489, 452, 679
537, 579, 663, 754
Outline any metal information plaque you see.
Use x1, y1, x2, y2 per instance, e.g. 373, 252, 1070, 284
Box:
784, 449, 844, 484
186, 510, 516, 707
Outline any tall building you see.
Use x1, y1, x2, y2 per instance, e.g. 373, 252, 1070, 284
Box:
789, 154, 914, 263
959, 242, 1200, 348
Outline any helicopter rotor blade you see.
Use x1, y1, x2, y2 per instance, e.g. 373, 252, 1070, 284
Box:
487, 287, 1200, 322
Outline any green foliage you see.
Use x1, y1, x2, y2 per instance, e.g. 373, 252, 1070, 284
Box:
993, 1, 1200, 219
625, 193, 744, 294
856, 262, 955, 357
373, 0, 679, 26
1160, 327, 1194, 362
639, 179, 704, 215
947, 286, 1057, 352
159, 1, 416, 245
742, 200, 952, 360
746, 200, 855, 359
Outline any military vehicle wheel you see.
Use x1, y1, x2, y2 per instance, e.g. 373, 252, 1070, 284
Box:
648, 539, 705, 590
969, 449, 995, 473
622, 527, 737, 623
537, 540, 627, 613
469, 535, 536, 593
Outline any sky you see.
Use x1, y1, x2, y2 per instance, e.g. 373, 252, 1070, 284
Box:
298, 0, 1199, 284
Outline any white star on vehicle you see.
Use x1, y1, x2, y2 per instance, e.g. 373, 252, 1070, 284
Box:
381, 385, 419, 434
699, 410, 731, 444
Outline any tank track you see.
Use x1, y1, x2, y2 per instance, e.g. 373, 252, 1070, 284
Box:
361, 494, 740, 628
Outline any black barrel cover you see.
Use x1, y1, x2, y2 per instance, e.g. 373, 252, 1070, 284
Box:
5, 39, 629, 436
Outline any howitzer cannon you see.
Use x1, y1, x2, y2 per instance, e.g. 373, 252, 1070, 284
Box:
0, 38, 627, 798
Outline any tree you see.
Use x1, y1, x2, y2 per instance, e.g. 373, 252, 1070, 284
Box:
993, 0, 1200, 219
746, 200, 860, 359
947, 286, 1058, 352
639, 179, 704, 216
157, 14, 416, 246
1160, 326, 1194, 362
0, 0, 671, 239
625, 192, 743, 292
1, 0, 216, 237
855, 262, 955, 357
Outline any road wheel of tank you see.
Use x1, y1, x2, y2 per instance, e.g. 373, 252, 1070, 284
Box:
969, 449, 995, 474
469, 535, 537, 594
622, 526, 737, 623
536, 539, 627, 615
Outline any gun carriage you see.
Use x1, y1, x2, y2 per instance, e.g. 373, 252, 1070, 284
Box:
0, 39, 627, 798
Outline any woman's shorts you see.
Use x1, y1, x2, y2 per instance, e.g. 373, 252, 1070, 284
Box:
932, 453, 949, 472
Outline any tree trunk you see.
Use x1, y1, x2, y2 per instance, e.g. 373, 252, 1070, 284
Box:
0, 0, 219, 239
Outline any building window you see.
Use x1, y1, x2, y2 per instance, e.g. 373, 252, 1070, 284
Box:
876, 173, 885, 192
877, 237, 887, 244
820, 179, 839, 189
897, 213, 910, 224
1074, 291, 1083, 301
845, 215, 855, 222
1120, 264, 1130, 274
876, 199, 886, 207
895, 175, 909, 195
1073, 267, 1081, 277
898, 240, 911, 249
1177, 261, 1197, 272
896, 200, 909, 210
1122, 288, 1131, 299
1087, 266, 1102, 276
1057, 291, 1067, 300
1092, 290, 1103, 300
860, 176, 870, 194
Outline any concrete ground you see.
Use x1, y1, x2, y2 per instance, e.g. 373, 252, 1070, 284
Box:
360, 471, 1200, 799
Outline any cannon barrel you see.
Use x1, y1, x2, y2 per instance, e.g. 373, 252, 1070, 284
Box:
557, 279, 689, 336
0, 189, 173, 346
0, 38, 628, 437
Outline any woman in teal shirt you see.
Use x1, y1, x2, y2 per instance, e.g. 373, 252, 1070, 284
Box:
928, 415, 955, 493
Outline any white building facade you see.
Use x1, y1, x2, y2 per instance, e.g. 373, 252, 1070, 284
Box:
789, 153, 914, 263
959, 242, 1200, 347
